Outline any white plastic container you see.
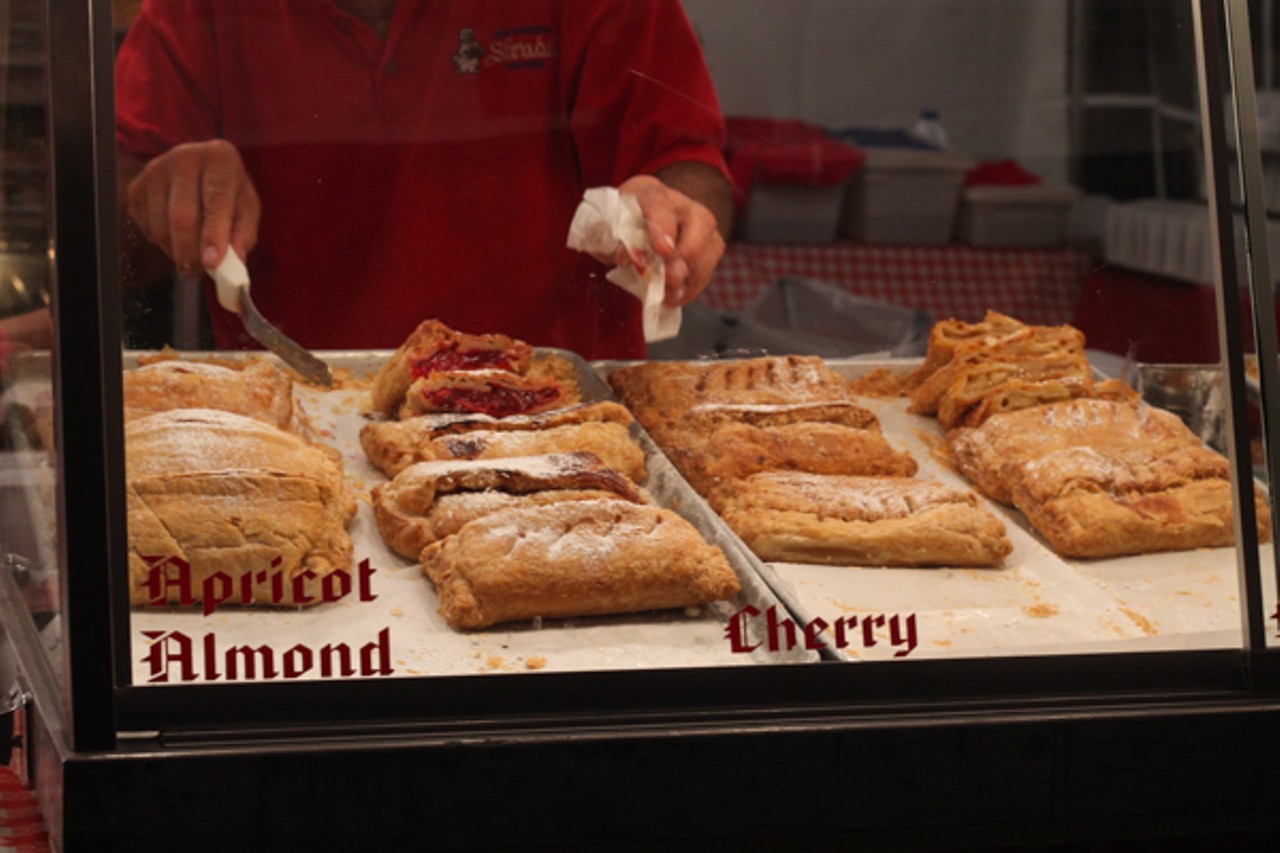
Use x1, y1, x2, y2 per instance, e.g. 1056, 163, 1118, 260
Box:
840, 148, 973, 245
738, 182, 848, 244
956, 181, 1083, 248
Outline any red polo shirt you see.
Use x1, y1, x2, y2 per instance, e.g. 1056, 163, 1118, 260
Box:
115, 0, 729, 358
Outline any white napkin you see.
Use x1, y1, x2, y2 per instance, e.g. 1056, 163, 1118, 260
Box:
566, 186, 680, 342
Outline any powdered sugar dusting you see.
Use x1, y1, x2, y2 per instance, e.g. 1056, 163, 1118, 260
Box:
747, 472, 964, 519
398, 453, 596, 483
469, 499, 660, 562
133, 361, 240, 379
126, 408, 304, 474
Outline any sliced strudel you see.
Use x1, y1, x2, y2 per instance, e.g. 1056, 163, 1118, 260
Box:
360, 400, 642, 480
371, 319, 534, 414
371, 453, 641, 561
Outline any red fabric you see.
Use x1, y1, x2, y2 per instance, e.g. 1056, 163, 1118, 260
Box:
704, 241, 1091, 327
0, 321, 9, 378
1072, 265, 1238, 363
115, 0, 729, 359
966, 159, 1042, 187
0, 770, 48, 852
725, 117, 864, 207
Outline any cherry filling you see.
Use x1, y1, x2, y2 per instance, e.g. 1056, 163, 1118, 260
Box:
411, 348, 517, 379
421, 384, 563, 418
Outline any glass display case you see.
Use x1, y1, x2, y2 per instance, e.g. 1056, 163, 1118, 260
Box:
5, 0, 1280, 849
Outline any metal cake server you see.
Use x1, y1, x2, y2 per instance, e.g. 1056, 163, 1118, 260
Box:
208, 250, 334, 387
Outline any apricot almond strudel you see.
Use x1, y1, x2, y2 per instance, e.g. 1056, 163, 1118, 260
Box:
126, 408, 356, 607
123, 359, 314, 438
420, 498, 741, 630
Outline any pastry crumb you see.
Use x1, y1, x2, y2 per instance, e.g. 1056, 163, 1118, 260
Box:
1023, 603, 1059, 618
525, 656, 548, 670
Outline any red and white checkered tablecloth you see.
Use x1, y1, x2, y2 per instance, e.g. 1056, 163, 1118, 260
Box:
703, 242, 1094, 326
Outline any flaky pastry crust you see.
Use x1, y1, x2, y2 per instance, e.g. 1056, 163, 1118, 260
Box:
123, 359, 314, 438
715, 472, 1011, 567
370, 453, 642, 560
664, 421, 918, 496
371, 319, 534, 414
948, 399, 1271, 558
420, 499, 741, 630
126, 409, 356, 607
361, 401, 642, 480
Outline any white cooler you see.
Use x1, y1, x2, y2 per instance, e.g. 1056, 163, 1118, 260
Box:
840, 148, 973, 245
957, 181, 1083, 248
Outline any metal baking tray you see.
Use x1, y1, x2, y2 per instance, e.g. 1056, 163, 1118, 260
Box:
126, 348, 819, 684
594, 356, 1262, 663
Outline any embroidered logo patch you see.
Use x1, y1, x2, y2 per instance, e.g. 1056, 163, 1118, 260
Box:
452, 28, 485, 74
453, 26, 558, 74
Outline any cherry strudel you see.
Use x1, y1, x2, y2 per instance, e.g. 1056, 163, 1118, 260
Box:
715, 472, 1012, 567
948, 399, 1271, 558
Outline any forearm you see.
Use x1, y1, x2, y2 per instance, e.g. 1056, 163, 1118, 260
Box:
0, 308, 52, 350
654, 162, 734, 241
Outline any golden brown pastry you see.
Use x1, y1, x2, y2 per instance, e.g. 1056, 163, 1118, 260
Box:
931, 351, 1095, 429
1010, 446, 1268, 558
607, 356, 930, 557
123, 359, 313, 437
371, 319, 581, 419
126, 408, 356, 608
370, 452, 642, 560
948, 399, 1271, 558
371, 319, 534, 414
715, 472, 1012, 567
423, 423, 645, 482
360, 401, 643, 480
397, 369, 573, 419
949, 398, 1212, 504
904, 310, 1027, 392
608, 355, 857, 433
949, 376, 1141, 430
683, 400, 880, 432
665, 420, 918, 496
909, 324, 1090, 417
420, 498, 741, 630
392, 399, 635, 437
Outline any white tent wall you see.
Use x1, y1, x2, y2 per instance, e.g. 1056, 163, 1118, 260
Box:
682, 0, 1073, 181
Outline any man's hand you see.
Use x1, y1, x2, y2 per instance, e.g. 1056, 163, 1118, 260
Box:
619, 164, 732, 307
124, 139, 261, 278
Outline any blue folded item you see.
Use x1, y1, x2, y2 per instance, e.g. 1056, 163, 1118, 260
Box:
827, 127, 937, 151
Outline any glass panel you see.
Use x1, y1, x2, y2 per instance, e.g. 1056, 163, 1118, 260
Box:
108, 0, 1255, 697
1236, 0, 1280, 649
0, 0, 60, 678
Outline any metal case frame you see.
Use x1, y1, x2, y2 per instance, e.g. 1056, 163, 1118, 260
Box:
17, 0, 1280, 847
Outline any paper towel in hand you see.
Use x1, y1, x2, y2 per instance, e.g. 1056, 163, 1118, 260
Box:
566, 186, 680, 342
